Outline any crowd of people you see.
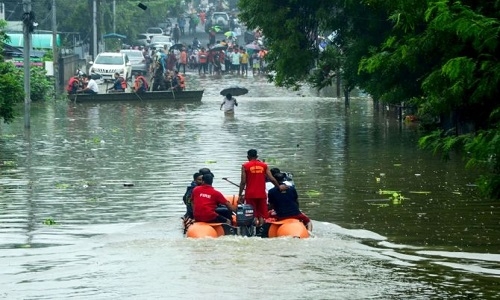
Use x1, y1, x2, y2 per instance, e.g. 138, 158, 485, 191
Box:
181, 149, 312, 235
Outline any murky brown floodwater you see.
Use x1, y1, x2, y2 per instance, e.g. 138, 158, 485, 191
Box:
1, 73, 499, 299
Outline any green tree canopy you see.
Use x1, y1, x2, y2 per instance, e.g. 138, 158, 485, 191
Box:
238, 0, 500, 198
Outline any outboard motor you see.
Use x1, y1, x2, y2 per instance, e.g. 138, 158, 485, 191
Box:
236, 204, 255, 236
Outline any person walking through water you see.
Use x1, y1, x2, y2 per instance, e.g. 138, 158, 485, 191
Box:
238, 149, 286, 227
220, 93, 238, 115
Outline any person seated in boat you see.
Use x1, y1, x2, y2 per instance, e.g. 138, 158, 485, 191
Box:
66, 76, 80, 95
266, 167, 294, 191
133, 71, 149, 93
181, 172, 203, 229
164, 71, 174, 90
170, 71, 185, 92
107, 72, 127, 93
182, 168, 216, 231
267, 172, 312, 231
78, 74, 99, 94
192, 173, 237, 224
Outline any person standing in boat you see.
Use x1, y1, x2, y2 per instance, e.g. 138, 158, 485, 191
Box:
267, 172, 312, 231
192, 173, 237, 224
238, 149, 285, 227
220, 93, 238, 114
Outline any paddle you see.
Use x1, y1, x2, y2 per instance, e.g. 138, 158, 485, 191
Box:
126, 79, 144, 102
169, 78, 175, 99
222, 177, 240, 188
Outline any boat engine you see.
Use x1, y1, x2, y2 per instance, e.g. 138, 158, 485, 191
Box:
236, 204, 255, 236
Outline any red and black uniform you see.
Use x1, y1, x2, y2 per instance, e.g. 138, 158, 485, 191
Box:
268, 186, 311, 226
242, 159, 269, 219
192, 184, 230, 223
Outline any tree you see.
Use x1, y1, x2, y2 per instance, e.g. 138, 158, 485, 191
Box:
0, 20, 24, 124
360, 0, 500, 198
31, 0, 182, 49
238, 0, 500, 198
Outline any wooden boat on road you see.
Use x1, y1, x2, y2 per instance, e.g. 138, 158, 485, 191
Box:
67, 90, 204, 103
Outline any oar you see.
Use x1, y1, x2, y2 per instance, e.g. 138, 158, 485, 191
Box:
222, 177, 240, 188
170, 79, 176, 99
126, 80, 144, 102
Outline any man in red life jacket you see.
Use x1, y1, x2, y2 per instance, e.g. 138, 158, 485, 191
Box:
66, 76, 79, 94
107, 72, 126, 93
192, 173, 237, 224
238, 149, 286, 226
134, 71, 149, 93
198, 47, 208, 75
171, 71, 185, 92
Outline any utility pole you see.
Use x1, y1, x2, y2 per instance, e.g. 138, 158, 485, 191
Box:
52, 0, 59, 93
93, 0, 97, 59
23, 0, 31, 129
113, 0, 115, 33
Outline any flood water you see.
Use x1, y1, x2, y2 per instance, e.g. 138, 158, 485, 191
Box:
1, 74, 499, 299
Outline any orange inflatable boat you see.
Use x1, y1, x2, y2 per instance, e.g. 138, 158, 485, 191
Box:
184, 195, 310, 239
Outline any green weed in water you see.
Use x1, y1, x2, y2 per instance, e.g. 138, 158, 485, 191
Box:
85, 137, 101, 144
43, 218, 57, 225
1, 160, 17, 167
55, 183, 71, 189
305, 190, 322, 197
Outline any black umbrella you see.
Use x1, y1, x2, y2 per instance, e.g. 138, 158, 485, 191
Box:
220, 86, 249, 96
169, 43, 185, 51
209, 44, 228, 52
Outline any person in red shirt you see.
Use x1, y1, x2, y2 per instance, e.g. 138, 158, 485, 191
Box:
238, 149, 284, 226
192, 173, 237, 224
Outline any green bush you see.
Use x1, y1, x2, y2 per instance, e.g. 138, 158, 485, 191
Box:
14, 67, 54, 102
0, 62, 24, 123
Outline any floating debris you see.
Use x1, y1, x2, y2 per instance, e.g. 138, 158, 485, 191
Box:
43, 218, 57, 225
378, 189, 401, 195
123, 183, 135, 187
55, 183, 71, 189
305, 190, 322, 197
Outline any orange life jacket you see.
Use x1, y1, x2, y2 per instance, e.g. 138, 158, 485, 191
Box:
67, 77, 79, 92
134, 75, 149, 91
119, 77, 127, 89
177, 74, 185, 90
198, 51, 208, 63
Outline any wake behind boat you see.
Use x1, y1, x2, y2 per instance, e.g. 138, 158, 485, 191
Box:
67, 89, 204, 102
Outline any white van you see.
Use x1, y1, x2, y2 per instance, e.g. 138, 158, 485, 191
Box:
89, 52, 132, 82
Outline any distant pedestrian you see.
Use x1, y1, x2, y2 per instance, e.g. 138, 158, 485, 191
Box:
172, 24, 181, 44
